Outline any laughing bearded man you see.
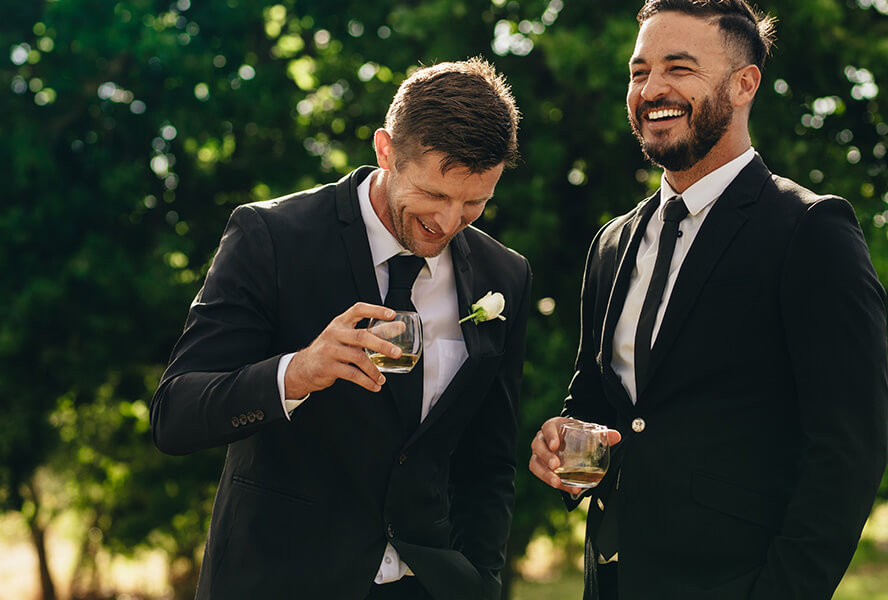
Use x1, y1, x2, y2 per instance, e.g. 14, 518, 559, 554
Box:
529, 1, 888, 599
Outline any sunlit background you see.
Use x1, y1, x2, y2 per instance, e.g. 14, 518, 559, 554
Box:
2, 0, 887, 598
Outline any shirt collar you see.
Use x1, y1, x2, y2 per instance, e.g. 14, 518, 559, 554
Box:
357, 171, 440, 277
659, 147, 756, 217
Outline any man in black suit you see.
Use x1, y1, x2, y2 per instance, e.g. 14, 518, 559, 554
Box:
151, 58, 531, 600
530, 1, 888, 598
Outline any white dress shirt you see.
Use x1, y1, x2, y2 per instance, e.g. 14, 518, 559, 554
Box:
275, 171, 469, 583
611, 147, 755, 402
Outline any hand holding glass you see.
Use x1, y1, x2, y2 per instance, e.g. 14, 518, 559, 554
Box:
555, 421, 610, 488
365, 310, 422, 373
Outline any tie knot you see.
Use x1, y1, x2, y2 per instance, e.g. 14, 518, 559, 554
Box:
663, 196, 689, 223
387, 254, 425, 292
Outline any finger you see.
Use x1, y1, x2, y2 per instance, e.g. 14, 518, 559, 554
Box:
529, 453, 563, 489
338, 302, 395, 326
344, 328, 403, 358
531, 430, 559, 468
541, 418, 568, 452
333, 363, 385, 392
607, 429, 622, 446
345, 347, 388, 385
369, 320, 407, 339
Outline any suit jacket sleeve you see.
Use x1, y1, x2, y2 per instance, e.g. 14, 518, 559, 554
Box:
151, 205, 286, 455
448, 258, 532, 600
564, 227, 620, 424
560, 225, 623, 510
752, 197, 888, 598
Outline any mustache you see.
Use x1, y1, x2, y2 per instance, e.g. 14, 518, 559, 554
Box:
635, 98, 692, 122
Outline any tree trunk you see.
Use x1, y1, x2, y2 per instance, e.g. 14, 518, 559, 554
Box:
170, 554, 199, 600
69, 514, 103, 600
23, 481, 57, 600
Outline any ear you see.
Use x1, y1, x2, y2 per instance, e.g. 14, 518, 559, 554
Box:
374, 128, 394, 170
733, 64, 761, 108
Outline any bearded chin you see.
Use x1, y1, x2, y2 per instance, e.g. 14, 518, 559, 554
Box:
630, 84, 732, 172
641, 136, 699, 172
635, 115, 726, 171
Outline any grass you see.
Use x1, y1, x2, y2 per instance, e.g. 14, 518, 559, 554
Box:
513, 503, 888, 600
1, 503, 886, 600
513, 570, 584, 600
513, 562, 888, 600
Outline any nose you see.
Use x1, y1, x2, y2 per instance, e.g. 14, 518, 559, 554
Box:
437, 202, 463, 235
640, 70, 670, 101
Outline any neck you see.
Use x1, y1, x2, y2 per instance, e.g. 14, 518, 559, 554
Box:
368, 169, 397, 237
663, 128, 751, 194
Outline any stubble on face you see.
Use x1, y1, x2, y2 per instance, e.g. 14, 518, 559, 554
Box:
379, 164, 460, 258
628, 75, 734, 172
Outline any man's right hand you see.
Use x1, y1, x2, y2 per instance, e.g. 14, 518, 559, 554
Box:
283, 303, 403, 398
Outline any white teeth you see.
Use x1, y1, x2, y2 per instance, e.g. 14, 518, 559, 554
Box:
647, 108, 686, 121
419, 219, 437, 234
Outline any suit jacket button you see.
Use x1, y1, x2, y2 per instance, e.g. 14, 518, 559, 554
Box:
399, 454, 407, 465
387, 524, 395, 538
256, 410, 265, 421
631, 417, 646, 433
231, 417, 240, 428
239, 414, 248, 425
247, 411, 256, 423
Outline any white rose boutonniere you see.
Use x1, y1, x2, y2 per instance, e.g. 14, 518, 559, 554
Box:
459, 291, 506, 325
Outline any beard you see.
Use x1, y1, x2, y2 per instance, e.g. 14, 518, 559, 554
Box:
385, 177, 453, 258
629, 77, 733, 172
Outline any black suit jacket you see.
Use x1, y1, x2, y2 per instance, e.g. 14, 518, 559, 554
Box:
565, 155, 888, 599
150, 167, 532, 600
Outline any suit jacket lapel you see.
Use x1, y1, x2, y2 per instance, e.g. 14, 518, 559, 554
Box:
640, 155, 771, 399
405, 231, 482, 445
337, 166, 383, 306
451, 232, 483, 357
600, 193, 660, 366
595, 194, 659, 411
337, 167, 424, 434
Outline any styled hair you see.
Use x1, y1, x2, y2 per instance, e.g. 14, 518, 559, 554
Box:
637, 0, 777, 71
383, 57, 520, 173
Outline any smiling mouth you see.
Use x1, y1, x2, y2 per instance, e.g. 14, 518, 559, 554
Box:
645, 108, 687, 122
418, 218, 439, 235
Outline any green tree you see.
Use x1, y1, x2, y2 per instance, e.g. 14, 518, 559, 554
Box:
2, 1, 886, 598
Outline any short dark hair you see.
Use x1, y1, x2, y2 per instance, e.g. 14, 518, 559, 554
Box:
637, 0, 777, 71
383, 57, 520, 173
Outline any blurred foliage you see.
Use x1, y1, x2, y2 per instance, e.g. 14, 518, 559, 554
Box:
1, 0, 887, 598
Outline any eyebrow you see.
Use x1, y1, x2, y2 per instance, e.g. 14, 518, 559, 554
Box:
665, 51, 700, 64
412, 180, 448, 199
630, 51, 701, 66
411, 177, 493, 203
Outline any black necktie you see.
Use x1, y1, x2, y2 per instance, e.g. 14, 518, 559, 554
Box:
634, 196, 689, 392
384, 255, 425, 432
385, 255, 425, 312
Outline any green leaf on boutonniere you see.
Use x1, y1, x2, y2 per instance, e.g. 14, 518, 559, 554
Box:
459, 291, 506, 325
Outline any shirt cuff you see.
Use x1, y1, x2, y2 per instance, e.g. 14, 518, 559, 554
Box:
277, 352, 310, 420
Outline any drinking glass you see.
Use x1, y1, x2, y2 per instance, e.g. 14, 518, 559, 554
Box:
555, 421, 610, 488
365, 310, 422, 373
